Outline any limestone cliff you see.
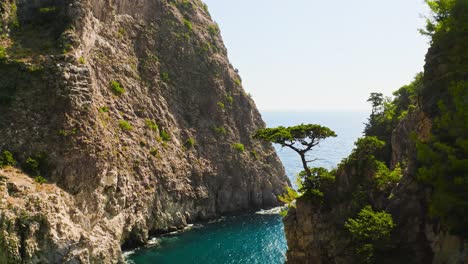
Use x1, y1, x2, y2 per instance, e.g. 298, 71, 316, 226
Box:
0, 0, 289, 262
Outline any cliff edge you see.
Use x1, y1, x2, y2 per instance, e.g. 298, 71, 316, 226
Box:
0, 0, 289, 262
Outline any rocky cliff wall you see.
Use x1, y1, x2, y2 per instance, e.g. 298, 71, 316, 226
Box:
0, 0, 289, 263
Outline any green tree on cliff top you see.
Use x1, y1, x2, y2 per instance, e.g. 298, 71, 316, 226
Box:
253, 124, 336, 188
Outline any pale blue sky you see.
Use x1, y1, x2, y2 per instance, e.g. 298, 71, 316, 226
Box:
203, 0, 430, 111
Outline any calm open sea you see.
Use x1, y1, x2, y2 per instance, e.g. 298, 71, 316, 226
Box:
126, 111, 368, 264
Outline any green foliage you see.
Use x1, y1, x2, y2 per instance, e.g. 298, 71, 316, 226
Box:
99, 106, 109, 113
345, 205, 395, 241
0, 46, 6, 60
213, 126, 226, 135
226, 95, 234, 105
345, 205, 395, 262
39, 7, 56, 14
149, 148, 158, 157
110, 81, 125, 95
0, 151, 16, 168
179, 0, 194, 10
352, 137, 386, 158
160, 130, 171, 142
185, 137, 196, 148
234, 79, 241, 86
201, 3, 209, 12
24, 154, 47, 176
253, 124, 337, 147
217, 101, 225, 109
420, 0, 457, 37
417, 80, 468, 236
364, 74, 421, 163
183, 19, 193, 31
145, 119, 159, 132
208, 24, 219, 35
374, 162, 402, 190
117, 28, 126, 39
278, 186, 299, 205
34, 176, 47, 185
279, 208, 289, 217
415, 0, 468, 236
298, 167, 335, 201
78, 56, 85, 64
58, 128, 77, 137
161, 72, 170, 82
119, 120, 133, 131
250, 150, 259, 160
232, 143, 245, 152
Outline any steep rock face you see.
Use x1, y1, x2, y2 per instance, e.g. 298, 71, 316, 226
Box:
0, 0, 289, 262
284, 110, 467, 264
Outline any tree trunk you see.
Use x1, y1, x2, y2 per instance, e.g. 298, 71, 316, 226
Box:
300, 153, 311, 178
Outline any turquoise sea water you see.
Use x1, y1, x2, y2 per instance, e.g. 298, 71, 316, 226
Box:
127, 112, 368, 264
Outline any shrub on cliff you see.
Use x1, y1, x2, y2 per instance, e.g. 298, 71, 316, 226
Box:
110, 81, 125, 95
23, 153, 47, 176
298, 167, 335, 201
0, 150, 16, 168
119, 120, 133, 131
345, 206, 396, 263
232, 143, 244, 152
160, 130, 171, 141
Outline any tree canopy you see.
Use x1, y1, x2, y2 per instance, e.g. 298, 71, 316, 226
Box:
253, 124, 336, 154
254, 124, 336, 178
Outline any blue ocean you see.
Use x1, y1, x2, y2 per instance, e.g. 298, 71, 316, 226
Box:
126, 111, 368, 264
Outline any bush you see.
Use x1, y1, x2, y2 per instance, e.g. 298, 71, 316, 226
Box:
345, 206, 395, 241
213, 126, 226, 135
208, 24, 219, 35
299, 167, 335, 201
119, 120, 133, 131
217, 102, 225, 109
226, 95, 234, 105
278, 186, 299, 205
99, 106, 109, 113
0, 47, 6, 60
145, 119, 159, 132
149, 148, 158, 157
232, 143, 244, 152
78, 56, 85, 64
110, 81, 125, 95
34, 176, 47, 184
0, 151, 16, 168
374, 162, 402, 190
160, 130, 171, 141
24, 154, 47, 176
345, 205, 395, 263
250, 150, 259, 160
183, 19, 193, 31
185, 137, 195, 148
161, 72, 170, 82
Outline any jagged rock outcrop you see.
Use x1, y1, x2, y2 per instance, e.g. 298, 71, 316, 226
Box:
283, 109, 467, 264
0, 0, 289, 262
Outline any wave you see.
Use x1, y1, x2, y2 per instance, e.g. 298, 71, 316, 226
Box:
255, 206, 286, 215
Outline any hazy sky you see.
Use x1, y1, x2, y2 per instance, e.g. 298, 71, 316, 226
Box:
203, 0, 430, 111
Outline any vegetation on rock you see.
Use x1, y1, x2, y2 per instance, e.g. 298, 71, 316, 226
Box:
0, 150, 15, 168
